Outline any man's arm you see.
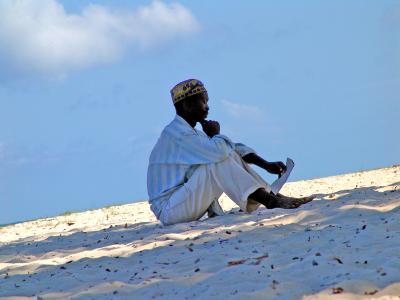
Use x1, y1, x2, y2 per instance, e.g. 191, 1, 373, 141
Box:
175, 119, 233, 165
242, 153, 287, 176
200, 120, 286, 176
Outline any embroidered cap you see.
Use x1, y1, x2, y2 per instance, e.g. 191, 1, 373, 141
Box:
170, 79, 207, 104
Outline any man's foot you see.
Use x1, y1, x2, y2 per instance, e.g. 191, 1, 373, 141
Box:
277, 193, 315, 201
273, 194, 314, 209
248, 188, 314, 210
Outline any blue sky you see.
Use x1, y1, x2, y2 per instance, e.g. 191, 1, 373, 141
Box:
0, 0, 399, 224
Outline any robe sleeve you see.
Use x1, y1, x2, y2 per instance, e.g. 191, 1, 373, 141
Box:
233, 142, 257, 157
212, 134, 257, 157
178, 132, 256, 165
177, 132, 234, 164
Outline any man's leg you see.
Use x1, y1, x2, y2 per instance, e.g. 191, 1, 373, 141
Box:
159, 163, 224, 225
213, 152, 313, 210
161, 151, 275, 225
160, 151, 311, 225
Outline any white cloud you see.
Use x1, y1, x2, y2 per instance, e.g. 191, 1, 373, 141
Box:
0, 0, 200, 78
221, 99, 264, 121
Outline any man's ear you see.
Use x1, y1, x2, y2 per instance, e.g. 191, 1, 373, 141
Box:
182, 99, 193, 113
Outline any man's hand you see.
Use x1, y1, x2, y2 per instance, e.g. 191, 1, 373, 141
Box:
265, 161, 287, 176
242, 153, 287, 177
200, 120, 220, 137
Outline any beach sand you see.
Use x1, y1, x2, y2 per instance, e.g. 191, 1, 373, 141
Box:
1, 166, 399, 299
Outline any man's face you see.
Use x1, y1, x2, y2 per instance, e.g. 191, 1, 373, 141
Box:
185, 92, 209, 122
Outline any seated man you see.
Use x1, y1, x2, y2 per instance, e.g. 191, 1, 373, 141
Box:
147, 79, 313, 225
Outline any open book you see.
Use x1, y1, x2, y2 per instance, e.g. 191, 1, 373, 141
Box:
270, 158, 295, 194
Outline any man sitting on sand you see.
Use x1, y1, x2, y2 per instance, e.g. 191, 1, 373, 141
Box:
147, 79, 313, 225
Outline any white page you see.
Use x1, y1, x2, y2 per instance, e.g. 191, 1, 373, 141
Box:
270, 158, 295, 194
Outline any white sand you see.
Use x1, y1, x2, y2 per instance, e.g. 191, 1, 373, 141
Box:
0, 166, 399, 300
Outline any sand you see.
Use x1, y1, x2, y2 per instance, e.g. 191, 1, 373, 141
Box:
0, 166, 399, 299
